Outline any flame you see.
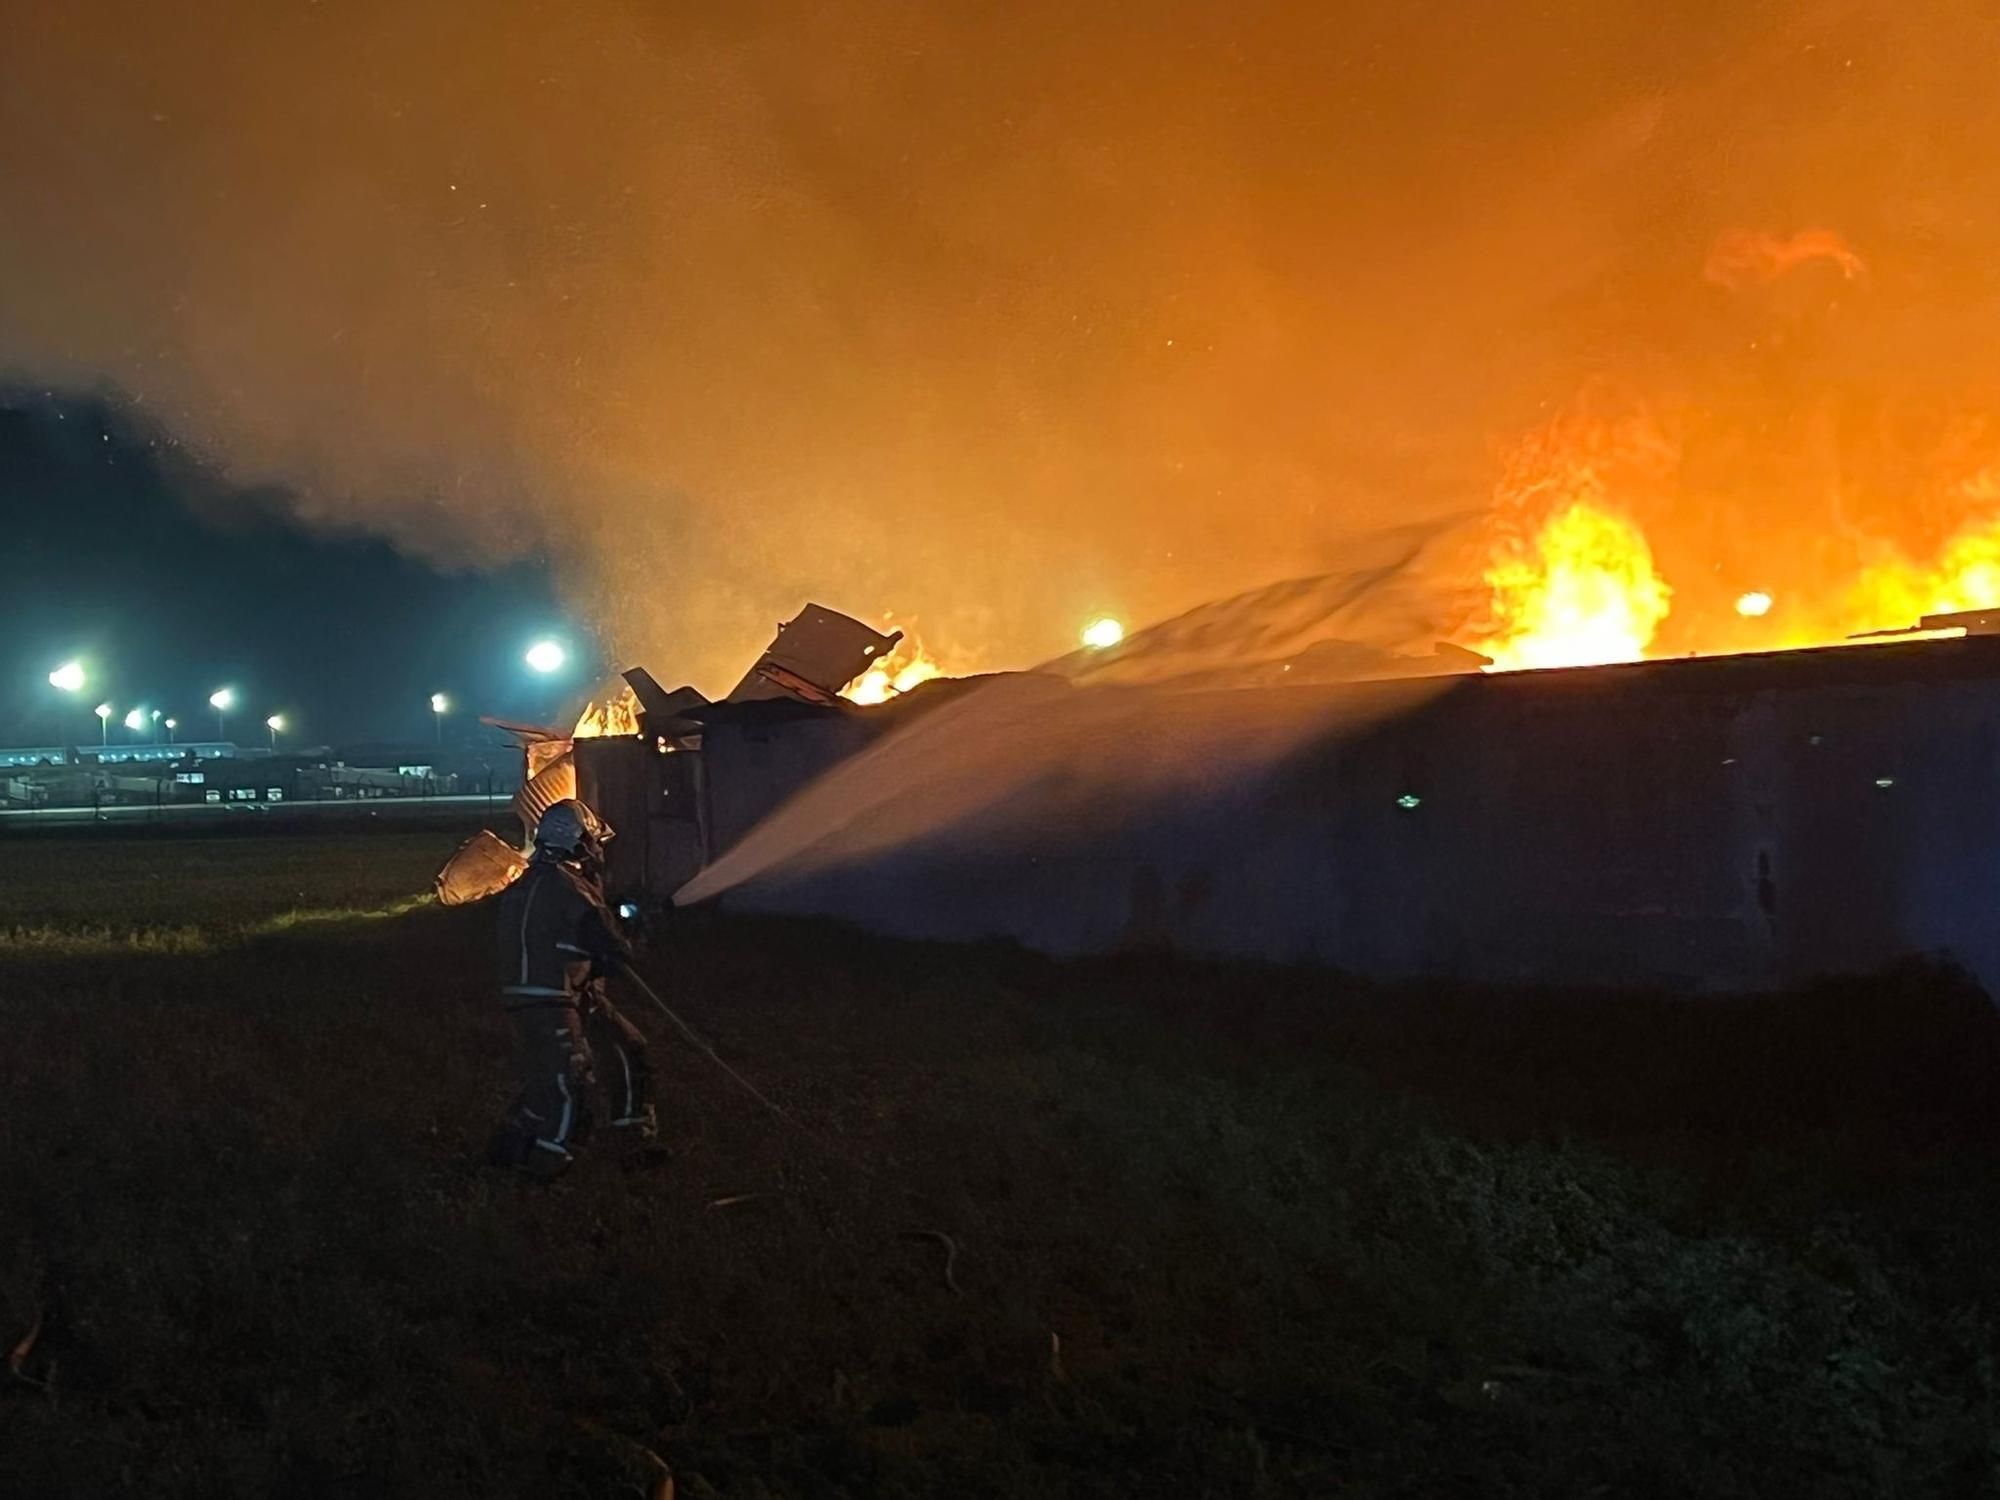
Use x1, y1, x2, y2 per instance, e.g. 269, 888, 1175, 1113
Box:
574, 684, 642, 738
842, 635, 946, 705
1448, 229, 1890, 671
525, 738, 571, 779
1468, 399, 1676, 672
1478, 501, 1672, 670
1850, 504, 2000, 628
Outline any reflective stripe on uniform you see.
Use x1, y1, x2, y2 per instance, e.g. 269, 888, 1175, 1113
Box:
553, 1070, 574, 1145
517, 871, 545, 986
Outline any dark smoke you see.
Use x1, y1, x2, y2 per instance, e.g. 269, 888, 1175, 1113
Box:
6, 3, 2000, 688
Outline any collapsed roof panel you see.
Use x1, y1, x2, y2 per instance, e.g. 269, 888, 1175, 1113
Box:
435, 829, 529, 907
726, 604, 903, 706
622, 666, 709, 725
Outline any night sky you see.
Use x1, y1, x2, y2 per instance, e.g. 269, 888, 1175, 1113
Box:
0, 388, 600, 748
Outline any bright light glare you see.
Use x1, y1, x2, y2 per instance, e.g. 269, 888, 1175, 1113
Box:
48, 661, 85, 693
525, 640, 567, 674
1080, 616, 1125, 650
122, 708, 145, 732
209, 688, 235, 711
266, 715, 284, 732
1735, 590, 1774, 618
430, 693, 449, 714
94, 703, 112, 721
164, 718, 177, 731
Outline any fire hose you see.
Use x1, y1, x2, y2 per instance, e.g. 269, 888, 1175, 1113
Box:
618, 967, 803, 1131
615, 967, 965, 1296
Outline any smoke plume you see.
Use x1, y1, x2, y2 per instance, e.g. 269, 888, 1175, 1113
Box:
6, 3, 2000, 687
1702, 228, 1869, 291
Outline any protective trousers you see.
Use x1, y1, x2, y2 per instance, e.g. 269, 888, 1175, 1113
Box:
490, 990, 655, 1177
584, 988, 656, 1133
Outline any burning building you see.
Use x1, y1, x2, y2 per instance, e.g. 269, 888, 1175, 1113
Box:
439, 605, 913, 906
443, 594, 2000, 998
721, 624, 2000, 995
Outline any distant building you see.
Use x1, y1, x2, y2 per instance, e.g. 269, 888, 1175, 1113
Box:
85, 741, 241, 766
0, 736, 514, 810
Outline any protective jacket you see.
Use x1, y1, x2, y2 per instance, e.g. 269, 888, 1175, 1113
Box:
495, 857, 632, 1007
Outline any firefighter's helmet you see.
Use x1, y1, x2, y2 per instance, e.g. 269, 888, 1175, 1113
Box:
534, 798, 612, 858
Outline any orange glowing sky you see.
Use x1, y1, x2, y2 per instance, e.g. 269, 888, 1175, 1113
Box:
5, 3, 2000, 688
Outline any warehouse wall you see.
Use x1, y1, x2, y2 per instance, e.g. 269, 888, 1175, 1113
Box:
701, 640, 2000, 995
700, 713, 883, 856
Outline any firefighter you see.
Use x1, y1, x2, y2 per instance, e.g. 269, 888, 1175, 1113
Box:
488, 799, 659, 1176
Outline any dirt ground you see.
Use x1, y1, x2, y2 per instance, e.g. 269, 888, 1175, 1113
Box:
5, 821, 2000, 1497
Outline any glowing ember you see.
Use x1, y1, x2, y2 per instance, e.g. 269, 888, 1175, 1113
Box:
842, 636, 944, 706
1080, 616, 1125, 649
1735, 590, 1774, 618
1478, 501, 1672, 671
574, 684, 641, 738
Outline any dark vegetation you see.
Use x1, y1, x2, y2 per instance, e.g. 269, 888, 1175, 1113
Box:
5, 825, 2000, 1496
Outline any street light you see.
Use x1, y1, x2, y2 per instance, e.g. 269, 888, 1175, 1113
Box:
47, 661, 87, 745
122, 707, 145, 736
164, 717, 178, 745
525, 640, 566, 674
1081, 616, 1125, 650
266, 714, 284, 751
430, 693, 448, 744
94, 703, 112, 746
209, 687, 235, 741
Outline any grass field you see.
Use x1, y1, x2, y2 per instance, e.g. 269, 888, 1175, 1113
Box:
5, 824, 2000, 1496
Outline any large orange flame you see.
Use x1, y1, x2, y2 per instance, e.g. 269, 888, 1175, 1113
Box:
1479, 500, 1673, 670
1849, 480, 2000, 627
574, 684, 642, 738
1463, 419, 2000, 672
842, 635, 946, 705
1468, 399, 1676, 671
